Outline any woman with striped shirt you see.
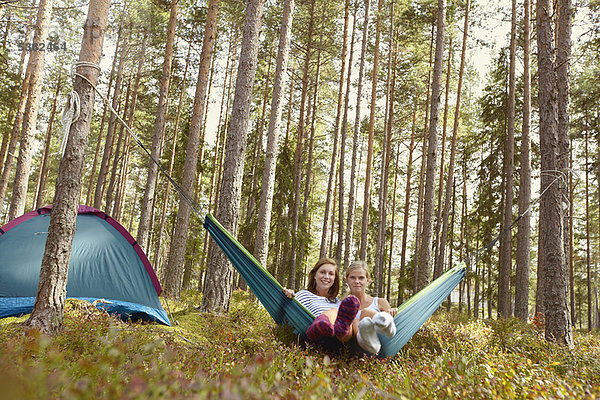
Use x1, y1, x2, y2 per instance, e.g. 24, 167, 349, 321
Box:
283, 257, 359, 343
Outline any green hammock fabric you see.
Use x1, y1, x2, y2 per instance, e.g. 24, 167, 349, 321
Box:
204, 213, 466, 357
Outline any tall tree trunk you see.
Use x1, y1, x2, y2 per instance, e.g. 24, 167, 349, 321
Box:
498, 0, 517, 319
437, 0, 470, 288
445, 179, 456, 311
585, 128, 592, 331
113, 35, 147, 221
416, 0, 446, 291
537, 0, 572, 345
344, 0, 371, 269
105, 76, 131, 215
339, 2, 358, 270
460, 161, 468, 314
514, 0, 532, 321
398, 106, 417, 304
254, 0, 295, 266
0, 8, 33, 198
556, 0, 573, 333
137, 0, 178, 251
242, 44, 273, 254
154, 42, 191, 269
93, 16, 128, 210
300, 44, 321, 274
209, 27, 239, 218
163, 0, 220, 299
412, 22, 435, 294
359, 0, 383, 261
23, 0, 110, 334
388, 138, 400, 301
85, 27, 121, 206
568, 139, 575, 326
432, 38, 452, 279
201, 0, 263, 311
289, 0, 315, 290
0, 1, 34, 207
8, 0, 53, 220
34, 64, 63, 209
320, 0, 349, 260
375, 0, 396, 296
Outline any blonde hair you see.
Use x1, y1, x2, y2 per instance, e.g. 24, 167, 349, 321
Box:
345, 260, 370, 280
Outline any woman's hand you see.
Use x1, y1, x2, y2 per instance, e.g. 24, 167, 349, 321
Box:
389, 307, 398, 317
283, 288, 295, 299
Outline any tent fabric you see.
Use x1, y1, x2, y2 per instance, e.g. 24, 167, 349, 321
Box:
204, 213, 465, 357
0, 205, 170, 325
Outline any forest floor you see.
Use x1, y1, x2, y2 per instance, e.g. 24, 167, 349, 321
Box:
1, 290, 599, 399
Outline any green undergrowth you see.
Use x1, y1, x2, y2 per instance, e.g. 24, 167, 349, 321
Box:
1, 290, 599, 399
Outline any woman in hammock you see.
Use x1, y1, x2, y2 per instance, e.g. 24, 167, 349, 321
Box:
345, 260, 397, 354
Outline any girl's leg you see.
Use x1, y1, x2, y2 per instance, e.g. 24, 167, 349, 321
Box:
334, 296, 360, 341
352, 309, 377, 337
306, 309, 337, 341
321, 308, 338, 325
373, 312, 396, 337
356, 317, 381, 354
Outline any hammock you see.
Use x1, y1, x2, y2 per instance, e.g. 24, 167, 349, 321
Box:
205, 213, 466, 357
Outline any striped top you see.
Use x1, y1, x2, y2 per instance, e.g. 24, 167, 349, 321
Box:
295, 289, 340, 317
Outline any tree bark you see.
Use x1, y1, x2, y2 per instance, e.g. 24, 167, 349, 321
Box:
300, 43, 321, 273
85, 26, 120, 206
412, 22, 435, 294
359, 0, 383, 261
114, 33, 147, 222
585, 128, 592, 330
289, 0, 315, 289
105, 75, 131, 215
163, 0, 219, 299
417, 0, 446, 291
344, 0, 370, 269
432, 38, 452, 280
0, 2, 34, 210
537, 0, 572, 345
320, 0, 348, 260
137, 0, 178, 252
498, 0, 517, 318
339, 3, 358, 271
375, 0, 396, 296
254, 0, 295, 266
154, 42, 191, 269
24, 0, 110, 334
201, 0, 263, 311
514, 0, 532, 321
34, 63, 63, 209
93, 14, 128, 210
8, 0, 53, 220
436, 0, 470, 289
398, 106, 417, 304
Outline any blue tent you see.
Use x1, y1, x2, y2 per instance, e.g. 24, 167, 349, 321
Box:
0, 206, 170, 325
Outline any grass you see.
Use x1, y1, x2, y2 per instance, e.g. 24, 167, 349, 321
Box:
1, 290, 599, 399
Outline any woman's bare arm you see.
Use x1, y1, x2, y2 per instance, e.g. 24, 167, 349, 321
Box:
378, 298, 398, 317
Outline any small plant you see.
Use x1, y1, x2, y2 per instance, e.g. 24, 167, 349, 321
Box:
1, 297, 600, 398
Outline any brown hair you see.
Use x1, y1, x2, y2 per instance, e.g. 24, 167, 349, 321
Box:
306, 257, 340, 301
